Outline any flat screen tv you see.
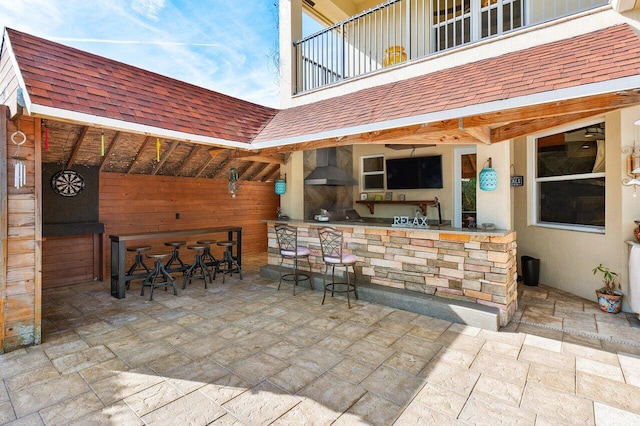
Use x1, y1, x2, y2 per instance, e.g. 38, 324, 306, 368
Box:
386, 155, 443, 189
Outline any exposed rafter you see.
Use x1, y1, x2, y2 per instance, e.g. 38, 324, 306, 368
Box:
152, 140, 179, 175
174, 145, 201, 176
127, 136, 152, 174
99, 131, 122, 171
65, 126, 89, 169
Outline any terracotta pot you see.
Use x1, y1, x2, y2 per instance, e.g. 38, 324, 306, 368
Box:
595, 289, 623, 313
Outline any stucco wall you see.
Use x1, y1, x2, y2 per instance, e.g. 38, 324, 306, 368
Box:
514, 107, 640, 312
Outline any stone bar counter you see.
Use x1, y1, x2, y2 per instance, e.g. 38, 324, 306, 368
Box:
265, 220, 517, 327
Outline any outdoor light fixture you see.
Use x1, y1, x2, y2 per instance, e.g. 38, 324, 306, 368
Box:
623, 122, 640, 197
228, 167, 238, 198
584, 125, 604, 138
479, 158, 497, 191
275, 174, 286, 195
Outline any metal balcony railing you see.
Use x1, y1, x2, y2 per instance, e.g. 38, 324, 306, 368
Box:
294, 0, 609, 94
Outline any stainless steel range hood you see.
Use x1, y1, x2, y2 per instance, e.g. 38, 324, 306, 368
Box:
304, 147, 359, 186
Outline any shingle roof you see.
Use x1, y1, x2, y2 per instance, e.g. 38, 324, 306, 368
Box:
254, 24, 640, 144
6, 28, 278, 144
6, 25, 640, 148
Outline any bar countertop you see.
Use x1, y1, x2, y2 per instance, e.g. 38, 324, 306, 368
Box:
262, 218, 511, 237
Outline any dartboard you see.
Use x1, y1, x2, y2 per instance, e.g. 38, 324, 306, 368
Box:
51, 170, 85, 197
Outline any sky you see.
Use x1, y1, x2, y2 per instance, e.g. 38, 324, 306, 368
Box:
0, 0, 282, 107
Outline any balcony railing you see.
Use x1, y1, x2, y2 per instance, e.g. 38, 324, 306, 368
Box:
294, 0, 609, 94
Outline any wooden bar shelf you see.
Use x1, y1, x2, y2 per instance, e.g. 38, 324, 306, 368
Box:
356, 199, 439, 216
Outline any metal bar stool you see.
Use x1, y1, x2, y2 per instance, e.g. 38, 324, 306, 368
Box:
183, 244, 213, 289
164, 241, 187, 273
275, 224, 311, 295
141, 252, 177, 301
318, 227, 358, 308
196, 239, 218, 278
216, 241, 242, 283
125, 246, 151, 290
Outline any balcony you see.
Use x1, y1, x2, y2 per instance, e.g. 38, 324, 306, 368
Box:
294, 0, 609, 94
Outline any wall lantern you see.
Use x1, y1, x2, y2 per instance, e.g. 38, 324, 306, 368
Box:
275, 174, 286, 195
479, 158, 498, 191
228, 167, 238, 198
623, 122, 640, 197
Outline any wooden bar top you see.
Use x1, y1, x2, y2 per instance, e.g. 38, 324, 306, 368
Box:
109, 226, 242, 242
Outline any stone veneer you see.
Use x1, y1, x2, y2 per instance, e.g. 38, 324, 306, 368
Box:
267, 221, 517, 326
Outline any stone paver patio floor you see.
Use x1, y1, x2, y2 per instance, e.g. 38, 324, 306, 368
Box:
1, 253, 640, 425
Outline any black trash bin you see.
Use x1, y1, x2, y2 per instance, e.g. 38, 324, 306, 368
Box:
521, 255, 540, 286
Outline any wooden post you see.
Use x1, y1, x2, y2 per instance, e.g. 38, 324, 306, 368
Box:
0, 106, 7, 352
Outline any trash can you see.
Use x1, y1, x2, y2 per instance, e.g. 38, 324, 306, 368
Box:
521, 255, 540, 286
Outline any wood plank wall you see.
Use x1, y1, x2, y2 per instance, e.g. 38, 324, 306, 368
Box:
42, 235, 96, 288
99, 172, 279, 273
2, 114, 41, 353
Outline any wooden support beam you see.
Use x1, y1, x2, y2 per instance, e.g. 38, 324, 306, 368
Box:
194, 156, 214, 178
262, 164, 281, 182
491, 109, 617, 142
0, 106, 8, 350
459, 120, 492, 144
210, 157, 230, 179
208, 148, 228, 157
65, 126, 89, 169
234, 152, 286, 164
243, 162, 269, 181
99, 131, 122, 172
235, 163, 253, 179
152, 140, 178, 175
174, 145, 201, 176
127, 136, 152, 174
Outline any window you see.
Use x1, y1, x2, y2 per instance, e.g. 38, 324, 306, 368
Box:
533, 122, 605, 231
361, 155, 385, 191
432, 0, 525, 51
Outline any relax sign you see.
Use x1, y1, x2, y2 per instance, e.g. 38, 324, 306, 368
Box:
393, 216, 429, 228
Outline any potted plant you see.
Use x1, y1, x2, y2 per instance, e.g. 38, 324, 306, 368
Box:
592, 263, 623, 313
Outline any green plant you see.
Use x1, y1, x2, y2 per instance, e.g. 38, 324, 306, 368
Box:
592, 264, 621, 295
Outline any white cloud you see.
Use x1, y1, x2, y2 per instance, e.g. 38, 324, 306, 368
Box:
131, 0, 166, 21
0, 1, 281, 107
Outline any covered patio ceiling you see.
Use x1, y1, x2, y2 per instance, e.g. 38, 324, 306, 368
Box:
41, 119, 284, 182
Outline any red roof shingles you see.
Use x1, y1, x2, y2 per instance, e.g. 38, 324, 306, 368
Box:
7, 28, 278, 144
254, 24, 640, 143
7, 25, 640, 147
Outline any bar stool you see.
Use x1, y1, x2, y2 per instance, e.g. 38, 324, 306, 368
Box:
125, 246, 151, 290
164, 241, 187, 273
318, 227, 358, 308
183, 244, 213, 289
275, 224, 311, 295
141, 253, 177, 301
216, 241, 242, 283
196, 239, 218, 277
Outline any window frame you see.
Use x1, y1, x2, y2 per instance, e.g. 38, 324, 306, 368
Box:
528, 119, 606, 234
360, 154, 385, 191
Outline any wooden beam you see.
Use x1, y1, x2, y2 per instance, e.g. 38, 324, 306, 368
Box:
208, 148, 228, 157
99, 131, 122, 172
262, 164, 281, 182
174, 145, 201, 176
210, 157, 230, 179
194, 156, 214, 178
235, 163, 253, 179
235, 152, 286, 164
152, 140, 179, 175
462, 91, 640, 128
259, 91, 640, 154
127, 136, 152, 174
460, 122, 492, 145
0, 106, 7, 350
491, 109, 617, 142
243, 162, 269, 181
65, 126, 89, 169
